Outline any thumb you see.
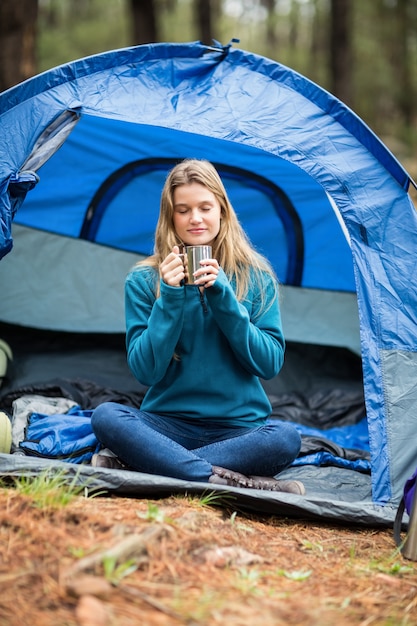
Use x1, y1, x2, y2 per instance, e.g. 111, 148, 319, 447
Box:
172, 245, 180, 254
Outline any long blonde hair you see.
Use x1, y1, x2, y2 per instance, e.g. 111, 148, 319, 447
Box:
138, 159, 278, 303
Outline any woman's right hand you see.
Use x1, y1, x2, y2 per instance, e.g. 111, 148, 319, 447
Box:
160, 246, 185, 287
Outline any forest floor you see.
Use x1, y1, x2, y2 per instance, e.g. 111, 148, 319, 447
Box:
0, 480, 417, 626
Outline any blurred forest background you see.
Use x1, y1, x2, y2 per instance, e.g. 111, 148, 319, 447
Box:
1, 0, 417, 176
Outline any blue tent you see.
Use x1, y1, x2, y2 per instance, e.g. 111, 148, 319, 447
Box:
1, 41, 416, 525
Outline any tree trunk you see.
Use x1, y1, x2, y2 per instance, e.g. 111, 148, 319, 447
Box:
0, 0, 38, 91
329, 0, 354, 107
308, 0, 326, 84
289, 0, 300, 51
195, 0, 221, 45
396, 0, 414, 131
129, 0, 158, 45
262, 0, 278, 52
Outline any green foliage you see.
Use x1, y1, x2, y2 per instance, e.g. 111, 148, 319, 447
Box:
276, 568, 313, 581
102, 554, 138, 585
197, 489, 235, 507
366, 549, 416, 576
175, 489, 237, 509
136, 501, 174, 523
8, 467, 87, 509
37, 0, 130, 71
301, 539, 325, 553
35, 0, 417, 155
234, 566, 263, 595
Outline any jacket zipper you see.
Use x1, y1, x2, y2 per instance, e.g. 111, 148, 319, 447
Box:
198, 288, 208, 313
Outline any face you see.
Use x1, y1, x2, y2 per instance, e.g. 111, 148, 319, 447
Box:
172, 182, 222, 247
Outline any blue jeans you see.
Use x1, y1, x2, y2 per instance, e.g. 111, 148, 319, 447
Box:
91, 402, 301, 482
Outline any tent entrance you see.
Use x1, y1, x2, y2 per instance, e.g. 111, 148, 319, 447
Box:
80, 157, 305, 286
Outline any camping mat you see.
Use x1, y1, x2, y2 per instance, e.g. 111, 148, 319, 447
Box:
0, 453, 397, 528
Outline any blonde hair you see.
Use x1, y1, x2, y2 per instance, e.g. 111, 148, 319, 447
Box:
138, 159, 278, 304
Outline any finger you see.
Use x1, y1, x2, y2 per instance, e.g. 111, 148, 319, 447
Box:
161, 253, 185, 286
193, 267, 218, 287
200, 258, 218, 268
164, 267, 185, 286
196, 261, 219, 276
163, 252, 182, 271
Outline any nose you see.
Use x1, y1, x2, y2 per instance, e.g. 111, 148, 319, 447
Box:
190, 209, 202, 223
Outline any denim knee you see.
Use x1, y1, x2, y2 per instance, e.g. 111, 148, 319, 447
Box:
91, 401, 118, 436
282, 422, 302, 457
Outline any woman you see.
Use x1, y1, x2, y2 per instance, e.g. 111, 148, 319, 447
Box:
91, 159, 304, 494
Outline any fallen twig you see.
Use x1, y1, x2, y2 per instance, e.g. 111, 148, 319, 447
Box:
64, 524, 167, 581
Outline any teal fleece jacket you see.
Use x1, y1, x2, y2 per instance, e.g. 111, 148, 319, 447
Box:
125, 266, 285, 427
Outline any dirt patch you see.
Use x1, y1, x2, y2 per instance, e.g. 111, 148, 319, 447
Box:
0, 486, 416, 626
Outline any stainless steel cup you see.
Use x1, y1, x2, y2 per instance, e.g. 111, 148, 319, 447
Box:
183, 245, 212, 285
402, 487, 417, 561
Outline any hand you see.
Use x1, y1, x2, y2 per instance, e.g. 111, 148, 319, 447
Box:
193, 258, 220, 288
160, 246, 185, 287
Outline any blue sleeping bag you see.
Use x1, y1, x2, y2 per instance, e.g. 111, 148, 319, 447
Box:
19, 406, 100, 463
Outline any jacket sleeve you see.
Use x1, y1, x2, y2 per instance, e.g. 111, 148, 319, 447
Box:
204, 269, 285, 380
125, 268, 186, 386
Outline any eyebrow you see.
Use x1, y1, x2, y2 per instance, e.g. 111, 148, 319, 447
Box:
174, 201, 214, 208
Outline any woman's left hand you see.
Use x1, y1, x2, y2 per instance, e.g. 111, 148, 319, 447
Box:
193, 258, 220, 288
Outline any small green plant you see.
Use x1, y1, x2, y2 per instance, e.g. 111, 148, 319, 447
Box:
136, 501, 174, 523
228, 511, 256, 533
234, 567, 263, 595
373, 560, 415, 576
276, 568, 312, 581
102, 555, 138, 585
178, 489, 236, 508
301, 539, 325, 554
198, 489, 235, 507
349, 543, 357, 559
145, 502, 167, 522
10, 467, 87, 509
68, 546, 87, 558
67, 545, 100, 559
364, 547, 416, 577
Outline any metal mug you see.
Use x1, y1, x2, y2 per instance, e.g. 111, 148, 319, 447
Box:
402, 486, 417, 561
182, 245, 212, 285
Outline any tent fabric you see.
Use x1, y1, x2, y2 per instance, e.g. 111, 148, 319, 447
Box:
0, 41, 417, 522
0, 453, 398, 528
